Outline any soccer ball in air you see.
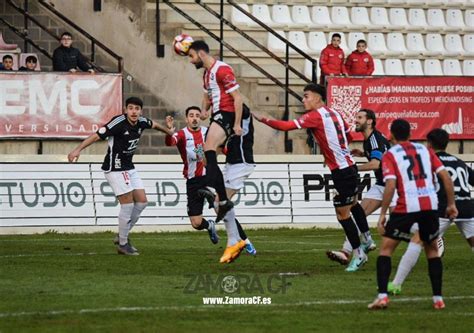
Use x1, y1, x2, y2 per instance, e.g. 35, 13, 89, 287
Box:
173, 34, 194, 56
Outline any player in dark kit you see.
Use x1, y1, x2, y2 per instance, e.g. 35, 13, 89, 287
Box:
68, 97, 173, 255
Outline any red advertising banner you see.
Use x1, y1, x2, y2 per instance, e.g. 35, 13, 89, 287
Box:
0, 73, 122, 138
327, 76, 474, 140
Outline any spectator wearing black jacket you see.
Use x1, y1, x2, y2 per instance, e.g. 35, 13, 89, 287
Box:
52, 32, 94, 73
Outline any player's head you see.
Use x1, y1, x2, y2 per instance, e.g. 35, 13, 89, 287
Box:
124, 96, 143, 123
188, 40, 209, 69
331, 33, 341, 48
2, 55, 13, 70
390, 118, 410, 142
60, 32, 73, 48
427, 128, 449, 151
25, 55, 38, 70
185, 106, 202, 130
355, 109, 376, 132
302, 83, 326, 111
356, 39, 367, 52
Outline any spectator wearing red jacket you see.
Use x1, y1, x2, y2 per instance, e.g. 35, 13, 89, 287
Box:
319, 33, 348, 85
345, 40, 374, 76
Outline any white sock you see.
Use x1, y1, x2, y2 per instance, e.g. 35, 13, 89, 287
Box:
362, 231, 373, 243
342, 237, 353, 254
433, 295, 443, 303
118, 203, 134, 246
378, 293, 388, 299
392, 242, 422, 286
353, 247, 365, 258
245, 238, 251, 245
129, 202, 147, 231
223, 208, 240, 246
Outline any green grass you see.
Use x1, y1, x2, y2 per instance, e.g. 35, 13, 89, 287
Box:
0, 228, 473, 332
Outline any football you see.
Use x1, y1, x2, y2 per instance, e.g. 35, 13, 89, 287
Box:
173, 33, 194, 56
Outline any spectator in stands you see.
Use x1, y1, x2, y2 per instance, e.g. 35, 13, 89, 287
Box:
53, 32, 94, 73
345, 40, 374, 76
319, 33, 347, 85
19, 55, 38, 71
0, 54, 14, 71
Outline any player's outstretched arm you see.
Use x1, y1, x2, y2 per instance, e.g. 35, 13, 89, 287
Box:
230, 89, 243, 136
165, 116, 178, 146
437, 169, 458, 220
152, 120, 174, 136
252, 113, 298, 131
67, 133, 101, 163
357, 159, 380, 172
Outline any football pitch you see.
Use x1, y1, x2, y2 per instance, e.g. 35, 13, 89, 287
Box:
0, 228, 473, 332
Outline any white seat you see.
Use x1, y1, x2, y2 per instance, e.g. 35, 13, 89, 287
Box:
444, 34, 465, 56
386, 33, 408, 56
250, 5, 274, 28
443, 59, 463, 75
463, 34, 474, 55
348, 32, 366, 50
370, 7, 391, 30
404, 59, 424, 76
444, 0, 468, 6
292, 6, 315, 28
387, 0, 405, 4
267, 30, 286, 53
389, 8, 409, 30
331, 6, 352, 29
272, 5, 294, 27
350, 7, 372, 30
350, 0, 367, 3
231, 4, 252, 26
408, 9, 428, 31
373, 59, 384, 75
368, 33, 390, 56
385, 59, 404, 75
368, 0, 385, 3
308, 32, 327, 55
311, 6, 332, 28
424, 59, 443, 76
407, 0, 426, 4
19, 53, 41, 71
329, 32, 349, 54
427, 9, 447, 31
465, 9, 474, 32
463, 60, 474, 76
446, 9, 465, 31
406, 33, 426, 56
424, 33, 445, 56
429, 0, 445, 5
289, 31, 310, 54
304, 59, 321, 81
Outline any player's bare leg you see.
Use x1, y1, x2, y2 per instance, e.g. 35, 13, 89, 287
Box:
189, 215, 219, 244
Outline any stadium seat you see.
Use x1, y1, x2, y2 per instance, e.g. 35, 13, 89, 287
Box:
443, 59, 463, 75
231, 3, 252, 26
463, 60, 474, 76
289, 31, 310, 54
429, 0, 445, 5
331, 6, 352, 29
292, 6, 315, 28
427, 9, 447, 31
445, 9, 465, 31
250, 5, 275, 28
389, 8, 409, 30
330, 32, 349, 54
272, 5, 295, 27
385, 59, 404, 75
405, 33, 427, 56
465, 9, 474, 32
408, 9, 429, 30
304, 58, 321, 81
370, 7, 391, 30
308, 31, 328, 55
424, 33, 445, 56
464, 34, 474, 55
349, 0, 367, 3
19, 53, 41, 71
350, 7, 372, 30
387, 0, 405, 4
424, 59, 443, 75
444, 34, 465, 56
373, 59, 384, 75
312, 6, 332, 29
368, 33, 390, 56
0, 33, 18, 51
267, 30, 286, 53
445, 0, 468, 6
368, 0, 385, 3
348, 32, 366, 50
406, 0, 426, 4
386, 33, 408, 56
404, 59, 424, 76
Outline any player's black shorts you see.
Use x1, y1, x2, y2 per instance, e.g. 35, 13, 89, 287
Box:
186, 176, 207, 217
385, 210, 440, 243
331, 165, 358, 207
210, 111, 235, 138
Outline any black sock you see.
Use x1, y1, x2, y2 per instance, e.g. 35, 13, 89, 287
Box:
338, 217, 361, 249
351, 203, 369, 234
428, 257, 443, 296
204, 150, 228, 201
377, 256, 392, 294
196, 218, 210, 230
235, 218, 247, 241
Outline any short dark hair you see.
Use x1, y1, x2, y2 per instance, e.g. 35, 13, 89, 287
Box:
189, 40, 209, 53
331, 33, 342, 40
25, 55, 37, 63
303, 83, 326, 102
185, 106, 201, 116
359, 108, 376, 128
390, 119, 411, 141
61, 32, 72, 39
427, 128, 449, 150
356, 39, 367, 46
2, 54, 13, 61
125, 97, 143, 109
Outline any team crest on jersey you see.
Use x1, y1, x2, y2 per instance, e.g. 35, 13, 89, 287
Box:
124, 131, 129, 135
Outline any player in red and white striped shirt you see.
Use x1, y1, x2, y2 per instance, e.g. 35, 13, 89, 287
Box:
369, 119, 458, 310
254, 83, 370, 272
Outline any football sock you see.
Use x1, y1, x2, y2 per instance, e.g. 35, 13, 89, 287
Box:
118, 203, 134, 246
377, 255, 392, 294
235, 218, 248, 241
204, 150, 228, 202
433, 296, 443, 303
129, 202, 147, 231
392, 242, 422, 286
223, 208, 240, 246
428, 257, 443, 297
196, 218, 210, 230
350, 203, 371, 242
338, 217, 361, 250
342, 237, 353, 254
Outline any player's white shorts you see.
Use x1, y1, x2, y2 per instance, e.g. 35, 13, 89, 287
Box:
364, 184, 397, 207
439, 217, 474, 239
223, 163, 255, 190
104, 169, 144, 196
